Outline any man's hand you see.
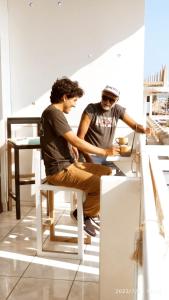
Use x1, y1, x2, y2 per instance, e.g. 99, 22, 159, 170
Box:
105, 145, 120, 156
71, 146, 79, 161
145, 127, 154, 135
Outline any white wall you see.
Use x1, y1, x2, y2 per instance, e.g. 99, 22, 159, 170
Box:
0, 0, 145, 206
6, 0, 145, 126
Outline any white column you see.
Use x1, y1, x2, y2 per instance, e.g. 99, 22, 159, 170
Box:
0, 0, 12, 209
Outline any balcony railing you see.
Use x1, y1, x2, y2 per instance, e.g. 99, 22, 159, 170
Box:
140, 136, 169, 299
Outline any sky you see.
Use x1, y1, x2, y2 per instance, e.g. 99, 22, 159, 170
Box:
144, 0, 169, 79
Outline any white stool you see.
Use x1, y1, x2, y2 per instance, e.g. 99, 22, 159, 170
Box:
35, 150, 91, 260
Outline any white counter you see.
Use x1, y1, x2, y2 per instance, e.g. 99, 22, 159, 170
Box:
99, 175, 141, 300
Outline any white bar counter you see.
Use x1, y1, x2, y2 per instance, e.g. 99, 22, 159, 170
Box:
99, 172, 141, 299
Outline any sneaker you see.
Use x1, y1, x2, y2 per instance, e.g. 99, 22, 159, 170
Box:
71, 209, 96, 237
91, 216, 100, 227
84, 216, 96, 237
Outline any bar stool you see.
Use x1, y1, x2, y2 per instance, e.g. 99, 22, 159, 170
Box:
35, 150, 91, 260
7, 117, 41, 219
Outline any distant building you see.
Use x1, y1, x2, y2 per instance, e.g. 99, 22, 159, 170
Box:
144, 65, 169, 116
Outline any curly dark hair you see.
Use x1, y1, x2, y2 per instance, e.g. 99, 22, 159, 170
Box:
50, 77, 84, 103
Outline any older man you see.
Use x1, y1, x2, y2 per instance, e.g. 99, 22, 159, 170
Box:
77, 85, 151, 171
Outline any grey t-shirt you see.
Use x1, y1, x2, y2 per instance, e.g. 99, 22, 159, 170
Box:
40, 105, 74, 175
83, 102, 126, 148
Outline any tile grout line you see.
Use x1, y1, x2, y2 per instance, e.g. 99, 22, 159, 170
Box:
0, 206, 37, 299
66, 259, 82, 300
5, 253, 36, 300
0, 206, 35, 242
1, 205, 99, 299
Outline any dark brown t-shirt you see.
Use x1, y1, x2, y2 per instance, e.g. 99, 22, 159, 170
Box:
40, 105, 74, 175
83, 102, 125, 148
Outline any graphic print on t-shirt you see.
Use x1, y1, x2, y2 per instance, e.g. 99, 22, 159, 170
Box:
96, 116, 116, 127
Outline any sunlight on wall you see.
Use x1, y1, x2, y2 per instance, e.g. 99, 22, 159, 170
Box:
68, 28, 145, 126
8, 27, 145, 205
13, 28, 144, 129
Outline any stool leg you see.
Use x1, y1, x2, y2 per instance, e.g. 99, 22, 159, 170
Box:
77, 191, 84, 260
36, 187, 43, 254
7, 143, 13, 211
48, 191, 55, 240
46, 191, 49, 216
70, 191, 77, 211
15, 149, 21, 219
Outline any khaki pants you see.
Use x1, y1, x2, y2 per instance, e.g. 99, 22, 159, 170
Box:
47, 162, 112, 217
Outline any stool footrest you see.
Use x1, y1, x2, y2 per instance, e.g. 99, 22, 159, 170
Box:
42, 218, 55, 226
11, 173, 35, 179
50, 235, 91, 244
9, 192, 16, 200
19, 179, 35, 185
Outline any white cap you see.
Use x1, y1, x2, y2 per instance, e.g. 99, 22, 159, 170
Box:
103, 85, 120, 97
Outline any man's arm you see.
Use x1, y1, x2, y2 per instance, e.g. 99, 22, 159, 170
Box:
122, 113, 151, 134
77, 112, 93, 161
64, 130, 120, 157
77, 112, 91, 139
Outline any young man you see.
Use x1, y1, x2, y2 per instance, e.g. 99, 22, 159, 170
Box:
77, 85, 151, 173
40, 77, 119, 237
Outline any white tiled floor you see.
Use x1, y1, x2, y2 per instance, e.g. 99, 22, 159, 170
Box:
0, 204, 100, 300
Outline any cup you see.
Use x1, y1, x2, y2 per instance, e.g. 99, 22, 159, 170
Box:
115, 137, 128, 145
120, 145, 131, 156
